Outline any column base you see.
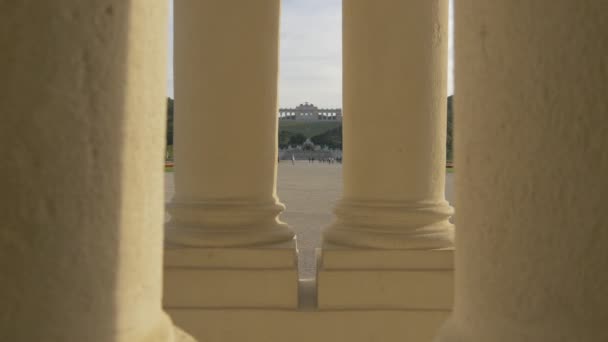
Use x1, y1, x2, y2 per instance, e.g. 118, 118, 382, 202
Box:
323, 199, 454, 249
317, 243, 454, 310
163, 240, 299, 309
165, 200, 295, 247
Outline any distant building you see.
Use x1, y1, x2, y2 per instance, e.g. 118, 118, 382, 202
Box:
279, 102, 342, 122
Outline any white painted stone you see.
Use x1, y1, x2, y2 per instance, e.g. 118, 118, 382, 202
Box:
168, 308, 450, 342
166, 0, 293, 247
318, 246, 453, 310
316, 1, 454, 338
0, 1, 193, 341
324, 0, 453, 250
163, 0, 298, 320
320, 245, 454, 270
435, 1, 608, 341
164, 242, 298, 309
164, 241, 296, 269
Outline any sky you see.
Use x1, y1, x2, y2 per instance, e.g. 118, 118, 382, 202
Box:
167, 0, 454, 108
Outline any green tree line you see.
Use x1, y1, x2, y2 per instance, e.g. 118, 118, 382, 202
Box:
166, 97, 174, 146
167, 96, 453, 159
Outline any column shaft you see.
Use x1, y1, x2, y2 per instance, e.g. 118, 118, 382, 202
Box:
167, 0, 293, 247
436, 1, 608, 341
0, 1, 190, 341
325, 0, 453, 249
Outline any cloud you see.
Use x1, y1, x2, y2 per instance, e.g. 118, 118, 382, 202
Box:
279, 0, 342, 107
167, 0, 454, 103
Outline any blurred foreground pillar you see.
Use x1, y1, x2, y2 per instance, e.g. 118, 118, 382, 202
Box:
318, 1, 454, 340
436, 1, 608, 341
0, 1, 193, 341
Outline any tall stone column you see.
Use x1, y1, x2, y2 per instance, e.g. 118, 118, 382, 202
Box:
166, 0, 293, 247
436, 1, 608, 341
163, 3, 298, 336
323, 0, 453, 249
317, 3, 454, 340
0, 1, 192, 341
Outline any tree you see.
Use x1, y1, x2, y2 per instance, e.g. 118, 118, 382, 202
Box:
166, 97, 174, 146
278, 130, 294, 149
311, 126, 342, 149
446, 95, 453, 161
288, 133, 307, 146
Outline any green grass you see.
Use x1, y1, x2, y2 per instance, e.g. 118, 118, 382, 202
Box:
279, 121, 341, 138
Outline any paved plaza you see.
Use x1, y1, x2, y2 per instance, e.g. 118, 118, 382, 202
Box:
165, 161, 454, 278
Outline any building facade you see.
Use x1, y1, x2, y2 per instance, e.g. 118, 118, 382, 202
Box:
279, 102, 342, 122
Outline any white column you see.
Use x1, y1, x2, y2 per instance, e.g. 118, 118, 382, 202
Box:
324, 0, 452, 249
166, 0, 293, 247
163, 3, 298, 333
317, 6, 453, 337
0, 1, 192, 341
436, 1, 608, 341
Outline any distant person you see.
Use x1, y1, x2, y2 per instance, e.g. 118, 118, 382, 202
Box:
291, 154, 295, 165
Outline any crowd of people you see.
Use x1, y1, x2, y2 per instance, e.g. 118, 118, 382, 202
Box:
307, 157, 341, 164
278, 155, 342, 164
